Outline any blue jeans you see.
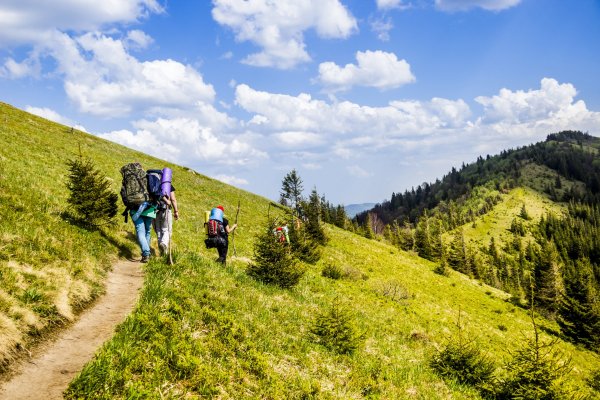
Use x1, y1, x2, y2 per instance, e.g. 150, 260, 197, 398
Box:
133, 215, 153, 257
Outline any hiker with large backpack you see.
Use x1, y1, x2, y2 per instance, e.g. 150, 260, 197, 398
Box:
204, 205, 237, 264
147, 168, 179, 257
120, 162, 157, 263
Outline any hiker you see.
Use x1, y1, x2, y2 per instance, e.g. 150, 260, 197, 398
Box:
120, 163, 157, 263
153, 184, 179, 256
273, 224, 289, 244
131, 202, 157, 263
205, 205, 237, 264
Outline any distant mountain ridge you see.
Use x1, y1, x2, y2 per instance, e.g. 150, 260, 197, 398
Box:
344, 202, 376, 218
358, 130, 600, 225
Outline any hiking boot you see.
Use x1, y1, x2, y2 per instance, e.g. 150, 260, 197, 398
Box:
159, 243, 168, 256
140, 255, 150, 263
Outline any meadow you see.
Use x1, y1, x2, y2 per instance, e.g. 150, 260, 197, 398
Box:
0, 102, 598, 398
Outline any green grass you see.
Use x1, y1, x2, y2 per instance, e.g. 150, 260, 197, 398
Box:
1, 101, 599, 398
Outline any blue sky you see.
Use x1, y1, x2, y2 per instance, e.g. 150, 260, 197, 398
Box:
1, 0, 599, 205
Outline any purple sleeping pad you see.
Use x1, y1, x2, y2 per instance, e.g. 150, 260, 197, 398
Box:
161, 167, 172, 196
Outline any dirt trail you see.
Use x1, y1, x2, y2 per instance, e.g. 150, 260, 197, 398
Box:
0, 260, 144, 400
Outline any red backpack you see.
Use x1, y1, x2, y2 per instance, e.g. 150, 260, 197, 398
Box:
207, 219, 224, 237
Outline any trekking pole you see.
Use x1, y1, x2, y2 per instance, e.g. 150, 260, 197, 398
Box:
232, 200, 240, 256
168, 207, 174, 265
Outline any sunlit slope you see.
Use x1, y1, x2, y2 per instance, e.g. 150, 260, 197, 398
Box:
68, 224, 599, 398
0, 101, 279, 368
448, 186, 564, 249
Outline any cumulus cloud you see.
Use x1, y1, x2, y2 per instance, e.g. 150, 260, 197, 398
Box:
211, 0, 357, 69
125, 29, 154, 50
1, 57, 40, 78
236, 83, 467, 138
317, 50, 415, 92
234, 78, 600, 165
22, 31, 216, 117
0, 0, 163, 46
212, 174, 249, 186
25, 106, 87, 131
435, 0, 522, 12
99, 117, 267, 167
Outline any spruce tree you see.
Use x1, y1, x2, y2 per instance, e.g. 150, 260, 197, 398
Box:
280, 169, 304, 216
247, 219, 304, 288
65, 156, 118, 227
557, 259, 600, 351
304, 187, 327, 245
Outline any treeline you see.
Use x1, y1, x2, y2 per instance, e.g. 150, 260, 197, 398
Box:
358, 130, 600, 226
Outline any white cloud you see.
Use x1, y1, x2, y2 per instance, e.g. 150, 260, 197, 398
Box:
435, 0, 522, 12
370, 17, 394, 41
25, 31, 217, 117
274, 131, 324, 149
1, 57, 40, 78
234, 78, 600, 166
125, 29, 153, 50
213, 174, 249, 186
0, 0, 163, 46
476, 78, 578, 124
317, 50, 415, 92
211, 0, 357, 69
376, 0, 404, 10
99, 117, 267, 167
235, 83, 467, 138
25, 106, 87, 131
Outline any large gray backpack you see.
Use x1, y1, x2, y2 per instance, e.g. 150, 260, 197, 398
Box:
120, 163, 149, 208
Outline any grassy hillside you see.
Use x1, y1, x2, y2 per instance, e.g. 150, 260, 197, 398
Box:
0, 101, 281, 368
1, 102, 598, 398
449, 186, 563, 250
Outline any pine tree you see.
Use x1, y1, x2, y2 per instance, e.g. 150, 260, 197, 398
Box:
247, 219, 304, 288
280, 169, 304, 216
497, 294, 573, 399
303, 187, 327, 245
65, 156, 118, 227
557, 259, 600, 351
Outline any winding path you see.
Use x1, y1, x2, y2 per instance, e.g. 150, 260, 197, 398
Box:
0, 260, 143, 400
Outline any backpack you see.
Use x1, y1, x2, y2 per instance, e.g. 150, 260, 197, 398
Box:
207, 219, 224, 237
120, 163, 149, 208
146, 169, 163, 202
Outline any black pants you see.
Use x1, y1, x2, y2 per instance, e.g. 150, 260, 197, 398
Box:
216, 241, 228, 263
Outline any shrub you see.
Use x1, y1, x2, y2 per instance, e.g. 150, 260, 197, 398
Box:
430, 311, 495, 395
288, 218, 322, 264
65, 156, 118, 227
247, 220, 305, 288
309, 300, 365, 355
321, 263, 343, 280
496, 311, 573, 399
588, 369, 600, 392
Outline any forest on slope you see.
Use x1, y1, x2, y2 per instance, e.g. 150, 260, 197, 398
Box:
356, 131, 600, 354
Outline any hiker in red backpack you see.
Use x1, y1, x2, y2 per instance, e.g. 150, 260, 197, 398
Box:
205, 205, 237, 264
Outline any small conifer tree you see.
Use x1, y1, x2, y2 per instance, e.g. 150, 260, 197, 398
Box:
430, 309, 495, 395
247, 219, 304, 288
65, 156, 118, 227
497, 289, 573, 399
310, 299, 365, 355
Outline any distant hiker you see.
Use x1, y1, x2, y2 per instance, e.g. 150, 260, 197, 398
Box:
120, 162, 157, 263
148, 168, 179, 256
204, 205, 237, 264
273, 224, 289, 244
